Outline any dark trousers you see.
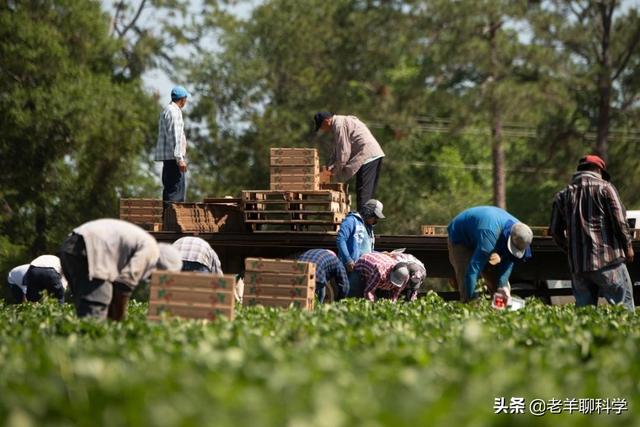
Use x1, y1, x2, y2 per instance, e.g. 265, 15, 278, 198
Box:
7, 283, 25, 304
182, 260, 211, 273
24, 266, 65, 303
355, 158, 383, 210
162, 160, 186, 205
347, 270, 365, 298
59, 234, 131, 320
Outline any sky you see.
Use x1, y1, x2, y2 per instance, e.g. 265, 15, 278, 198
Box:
100, 0, 257, 101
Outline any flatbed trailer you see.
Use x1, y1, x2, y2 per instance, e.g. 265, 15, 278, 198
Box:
151, 232, 640, 302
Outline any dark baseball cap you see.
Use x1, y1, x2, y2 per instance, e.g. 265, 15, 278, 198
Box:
314, 111, 333, 132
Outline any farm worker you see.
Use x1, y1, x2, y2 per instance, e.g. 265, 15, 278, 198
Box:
23, 255, 67, 304
353, 252, 410, 302
550, 155, 635, 312
172, 236, 222, 273
297, 249, 350, 303
314, 112, 385, 210
447, 206, 533, 303
337, 199, 384, 295
59, 219, 182, 321
155, 85, 191, 207
6, 263, 29, 303
388, 251, 426, 301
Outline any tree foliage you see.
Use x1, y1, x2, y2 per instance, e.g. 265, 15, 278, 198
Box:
0, 0, 160, 268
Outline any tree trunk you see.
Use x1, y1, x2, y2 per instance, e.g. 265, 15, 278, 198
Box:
595, 1, 614, 161
491, 108, 506, 209
489, 17, 506, 209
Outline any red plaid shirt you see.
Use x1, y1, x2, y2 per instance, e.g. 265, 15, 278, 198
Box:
355, 252, 407, 302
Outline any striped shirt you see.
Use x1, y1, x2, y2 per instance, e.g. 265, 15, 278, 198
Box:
297, 249, 349, 298
172, 237, 222, 274
154, 102, 186, 161
550, 171, 632, 273
355, 252, 407, 302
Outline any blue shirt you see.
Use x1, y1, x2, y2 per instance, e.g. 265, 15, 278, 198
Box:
447, 206, 530, 298
336, 212, 374, 265
297, 249, 350, 299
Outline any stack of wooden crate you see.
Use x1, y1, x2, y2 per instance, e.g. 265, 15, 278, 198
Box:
270, 148, 320, 191
243, 258, 316, 310
147, 271, 236, 321
119, 198, 163, 231
242, 190, 348, 232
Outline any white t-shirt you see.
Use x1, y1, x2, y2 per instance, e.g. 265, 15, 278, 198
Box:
7, 264, 30, 292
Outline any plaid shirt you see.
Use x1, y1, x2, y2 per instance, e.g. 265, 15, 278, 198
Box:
550, 171, 632, 274
172, 237, 222, 274
298, 249, 349, 297
355, 252, 407, 302
154, 102, 186, 161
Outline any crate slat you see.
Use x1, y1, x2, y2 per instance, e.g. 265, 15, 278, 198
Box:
245, 258, 314, 274
244, 271, 315, 287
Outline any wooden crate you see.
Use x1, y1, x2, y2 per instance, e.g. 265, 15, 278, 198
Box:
119, 198, 163, 230
420, 225, 449, 236
245, 257, 315, 274
242, 191, 348, 212
242, 190, 346, 232
148, 272, 236, 321
243, 258, 316, 310
270, 148, 320, 190
269, 148, 319, 165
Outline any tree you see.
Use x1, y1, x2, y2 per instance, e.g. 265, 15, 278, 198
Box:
531, 0, 640, 161
0, 0, 159, 257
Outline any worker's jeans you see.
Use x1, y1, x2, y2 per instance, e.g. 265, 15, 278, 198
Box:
571, 262, 635, 312
355, 158, 383, 211
162, 160, 186, 205
24, 266, 65, 303
182, 261, 211, 273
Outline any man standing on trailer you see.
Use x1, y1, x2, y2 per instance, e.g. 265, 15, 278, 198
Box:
314, 112, 385, 210
550, 155, 635, 312
155, 86, 191, 207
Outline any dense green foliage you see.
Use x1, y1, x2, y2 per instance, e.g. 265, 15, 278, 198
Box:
0, 296, 638, 426
1, 0, 639, 254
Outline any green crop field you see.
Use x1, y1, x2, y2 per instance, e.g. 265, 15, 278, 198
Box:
0, 295, 638, 427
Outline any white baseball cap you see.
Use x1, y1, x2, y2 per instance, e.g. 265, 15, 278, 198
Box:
507, 223, 533, 259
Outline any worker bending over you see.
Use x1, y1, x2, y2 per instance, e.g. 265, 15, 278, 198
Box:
447, 206, 533, 303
